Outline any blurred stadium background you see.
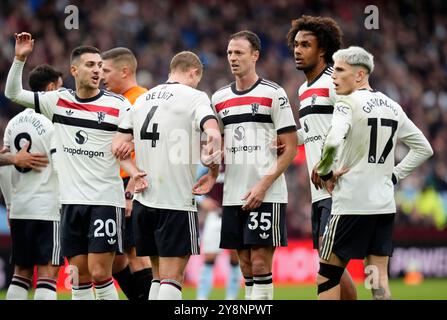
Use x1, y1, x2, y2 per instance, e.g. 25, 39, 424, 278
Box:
0, 0, 446, 299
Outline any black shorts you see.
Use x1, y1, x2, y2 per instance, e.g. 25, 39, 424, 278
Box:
311, 198, 332, 250
132, 200, 200, 257
123, 216, 135, 250
121, 177, 136, 251
220, 203, 287, 250
61, 204, 125, 258
320, 213, 395, 261
10, 219, 63, 267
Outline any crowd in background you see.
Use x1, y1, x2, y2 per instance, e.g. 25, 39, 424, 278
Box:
0, 0, 446, 237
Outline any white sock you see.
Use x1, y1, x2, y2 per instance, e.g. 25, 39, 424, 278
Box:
6, 275, 31, 300
72, 282, 95, 300
252, 273, 273, 300
149, 279, 160, 300
94, 278, 119, 300
158, 279, 182, 300
34, 278, 57, 300
244, 276, 253, 300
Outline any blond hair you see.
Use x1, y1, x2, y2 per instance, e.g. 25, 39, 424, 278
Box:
170, 51, 203, 76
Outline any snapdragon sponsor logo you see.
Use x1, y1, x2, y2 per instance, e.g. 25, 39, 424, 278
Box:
63, 145, 105, 158
226, 145, 261, 154
304, 135, 323, 144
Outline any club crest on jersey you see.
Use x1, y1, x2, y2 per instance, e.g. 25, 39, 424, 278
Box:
97, 111, 106, 124
311, 94, 317, 107
251, 103, 259, 116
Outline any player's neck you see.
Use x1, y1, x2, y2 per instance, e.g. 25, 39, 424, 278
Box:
168, 74, 189, 86
356, 78, 371, 91
120, 79, 138, 95
305, 61, 327, 84
235, 72, 259, 91
76, 87, 101, 100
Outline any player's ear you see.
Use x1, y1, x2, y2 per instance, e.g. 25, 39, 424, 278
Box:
122, 66, 129, 78
319, 47, 326, 60
70, 64, 77, 77
46, 82, 55, 91
355, 68, 364, 82
252, 49, 259, 62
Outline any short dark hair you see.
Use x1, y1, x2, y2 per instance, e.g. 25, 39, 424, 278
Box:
101, 47, 137, 73
229, 30, 261, 52
28, 64, 63, 91
287, 15, 343, 64
70, 46, 100, 64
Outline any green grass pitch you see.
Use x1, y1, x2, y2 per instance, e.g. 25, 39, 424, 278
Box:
0, 278, 446, 300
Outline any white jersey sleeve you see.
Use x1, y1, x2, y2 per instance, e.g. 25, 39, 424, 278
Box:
393, 112, 433, 182
118, 105, 134, 132
192, 92, 215, 131
5, 58, 35, 108
318, 98, 353, 176
297, 128, 304, 145
118, 98, 132, 125
210, 94, 225, 134
35, 89, 67, 120
272, 88, 296, 133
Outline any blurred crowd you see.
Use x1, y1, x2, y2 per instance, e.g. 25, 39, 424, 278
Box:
0, 0, 446, 237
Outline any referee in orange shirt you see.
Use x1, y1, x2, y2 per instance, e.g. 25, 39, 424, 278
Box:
102, 47, 152, 300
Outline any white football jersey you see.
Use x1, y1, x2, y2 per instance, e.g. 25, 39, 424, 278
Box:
322, 89, 432, 215
3, 109, 60, 220
212, 78, 296, 205
298, 65, 336, 203
35, 88, 131, 208
119, 82, 216, 212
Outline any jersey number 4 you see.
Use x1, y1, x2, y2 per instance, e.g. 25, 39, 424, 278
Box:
367, 118, 398, 164
140, 106, 160, 147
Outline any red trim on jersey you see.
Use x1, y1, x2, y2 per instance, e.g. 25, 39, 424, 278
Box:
215, 96, 273, 112
56, 98, 120, 117
299, 88, 329, 101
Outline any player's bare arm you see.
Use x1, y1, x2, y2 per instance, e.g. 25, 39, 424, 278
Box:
201, 119, 222, 169
112, 132, 133, 159
192, 166, 219, 195
193, 118, 222, 195
119, 158, 148, 194
0, 143, 48, 171
242, 130, 297, 211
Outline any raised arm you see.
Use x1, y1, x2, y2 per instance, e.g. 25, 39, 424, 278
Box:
4, 32, 36, 108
